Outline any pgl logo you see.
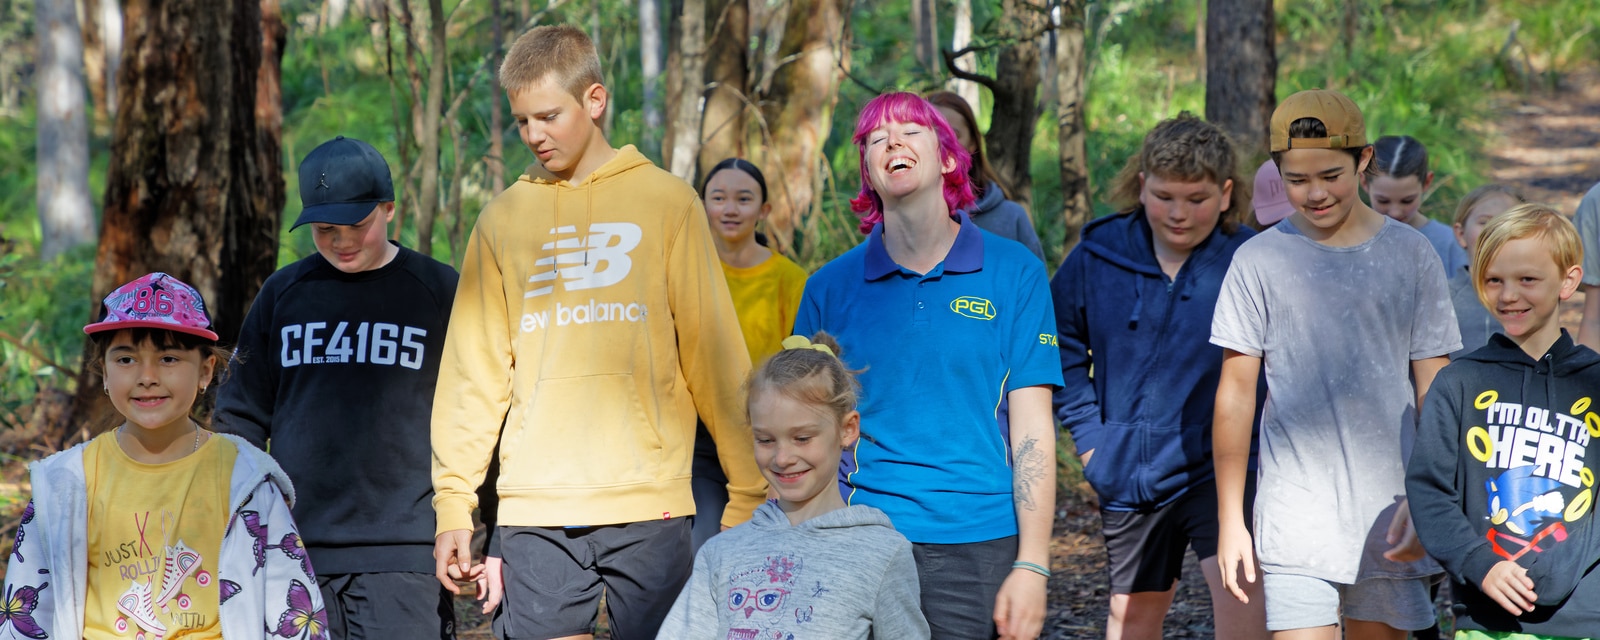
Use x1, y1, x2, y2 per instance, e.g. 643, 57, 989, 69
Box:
950, 296, 996, 320
526, 223, 644, 298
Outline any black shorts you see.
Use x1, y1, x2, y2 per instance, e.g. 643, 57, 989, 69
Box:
912, 535, 1017, 639
1100, 478, 1257, 594
493, 518, 691, 640
317, 572, 455, 640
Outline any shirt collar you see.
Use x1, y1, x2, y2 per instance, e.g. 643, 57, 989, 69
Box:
863, 210, 985, 280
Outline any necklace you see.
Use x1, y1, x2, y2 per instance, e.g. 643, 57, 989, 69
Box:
118, 421, 202, 457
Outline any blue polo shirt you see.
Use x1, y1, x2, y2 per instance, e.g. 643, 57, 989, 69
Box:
794, 212, 1061, 544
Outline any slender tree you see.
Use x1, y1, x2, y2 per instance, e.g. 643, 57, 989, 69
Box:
37, 0, 96, 261
696, 0, 749, 175
1055, 0, 1090, 256
639, 0, 664, 160
947, 0, 982, 113
664, 0, 708, 181
71, 0, 284, 432
1205, 0, 1275, 163
948, 0, 1047, 210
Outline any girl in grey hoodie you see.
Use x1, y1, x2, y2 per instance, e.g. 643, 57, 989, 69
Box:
658, 333, 929, 640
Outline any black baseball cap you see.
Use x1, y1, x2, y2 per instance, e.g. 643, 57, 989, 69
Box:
292, 136, 395, 229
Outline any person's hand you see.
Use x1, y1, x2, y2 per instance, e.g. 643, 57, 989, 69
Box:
993, 568, 1046, 640
1382, 499, 1427, 563
1481, 560, 1537, 615
1078, 449, 1094, 466
434, 529, 476, 593
1216, 519, 1257, 603
475, 556, 504, 614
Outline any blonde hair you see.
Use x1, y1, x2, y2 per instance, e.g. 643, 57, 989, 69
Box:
499, 25, 604, 101
1109, 112, 1251, 234
1453, 184, 1526, 227
1472, 203, 1582, 310
747, 332, 860, 425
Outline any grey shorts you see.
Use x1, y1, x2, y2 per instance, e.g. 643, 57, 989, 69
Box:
1262, 572, 1439, 632
912, 535, 1018, 640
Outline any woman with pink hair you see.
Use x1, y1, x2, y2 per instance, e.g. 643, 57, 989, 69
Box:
794, 92, 1062, 640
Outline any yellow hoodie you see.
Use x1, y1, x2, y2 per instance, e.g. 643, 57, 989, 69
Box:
431, 146, 766, 534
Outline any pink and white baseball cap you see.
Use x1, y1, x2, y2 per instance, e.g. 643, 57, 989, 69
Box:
1253, 159, 1296, 226
84, 272, 219, 341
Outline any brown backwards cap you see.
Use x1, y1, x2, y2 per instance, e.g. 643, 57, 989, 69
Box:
1269, 89, 1367, 152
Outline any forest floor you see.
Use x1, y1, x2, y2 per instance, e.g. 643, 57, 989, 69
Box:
451, 71, 1600, 640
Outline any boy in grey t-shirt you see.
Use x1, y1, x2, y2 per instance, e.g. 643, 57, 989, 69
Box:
1210, 90, 1460, 639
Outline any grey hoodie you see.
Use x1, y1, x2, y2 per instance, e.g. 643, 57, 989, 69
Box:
657, 501, 929, 639
968, 180, 1044, 263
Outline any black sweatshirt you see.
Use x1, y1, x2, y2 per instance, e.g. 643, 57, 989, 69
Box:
1407, 331, 1600, 636
214, 244, 458, 575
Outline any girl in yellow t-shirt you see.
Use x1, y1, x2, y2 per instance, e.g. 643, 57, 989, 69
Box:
690, 158, 810, 551
2, 273, 323, 640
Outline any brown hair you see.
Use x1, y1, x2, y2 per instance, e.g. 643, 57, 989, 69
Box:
747, 332, 860, 425
1270, 117, 1378, 179
1109, 112, 1252, 233
500, 25, 604, 101
925, 91, 1011, 200
1472, 203, 1581, 310
89, 328, 234, 416
1453, 184, 1526, 227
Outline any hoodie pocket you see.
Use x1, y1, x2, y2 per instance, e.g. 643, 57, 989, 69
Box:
504, 374, 663, 489
1082, 423, 1147, 505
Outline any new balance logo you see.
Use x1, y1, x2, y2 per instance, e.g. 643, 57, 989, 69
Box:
526, 223, 643, 298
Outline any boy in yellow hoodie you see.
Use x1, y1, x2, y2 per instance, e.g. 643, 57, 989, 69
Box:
429, 25, 767, 639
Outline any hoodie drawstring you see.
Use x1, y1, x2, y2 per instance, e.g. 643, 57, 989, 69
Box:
1128, 284, 1144, 330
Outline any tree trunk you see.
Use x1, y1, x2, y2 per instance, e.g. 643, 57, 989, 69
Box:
665, 0, 707, 182
697, 0, 749, 175
985, 0, 1046, 211
754, 0, 852, 256
1204, 0, 1275, 163
639, 0, 664, 161
488, 0, 506, 193
37, 0, 96, 261
1055, 0, 1090, 256
413, 0, 447, 256
71, 0, 283, 433
912, 0, 938, 72
946, 0, 981, 117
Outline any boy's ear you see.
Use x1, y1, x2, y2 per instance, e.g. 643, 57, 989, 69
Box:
1561, 264, 1583, 301
584, 83, 608, 122
379, 201, 396, 224
1220, 178, 1235, 212
1356, 145, 1375, 175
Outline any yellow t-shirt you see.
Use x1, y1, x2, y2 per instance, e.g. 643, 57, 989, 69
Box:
723, 251, 810, 364
83, 431, 236, 639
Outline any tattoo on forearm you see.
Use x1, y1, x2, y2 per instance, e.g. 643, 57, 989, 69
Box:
1014, 436, 1046, 512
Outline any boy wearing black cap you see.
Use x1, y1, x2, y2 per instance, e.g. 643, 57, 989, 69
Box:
1209, 90, 1460, 639
214, 136, 461, 639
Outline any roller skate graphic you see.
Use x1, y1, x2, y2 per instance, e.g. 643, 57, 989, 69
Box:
155, 539, 210, 612
115, 578, 167, 639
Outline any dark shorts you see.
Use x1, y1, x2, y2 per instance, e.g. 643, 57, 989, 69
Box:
1101, 478, 1256, 594
689, 421, 729, 553
493, 518, 692, 640
317, 572, 455, 640
912, 535, 1018, 640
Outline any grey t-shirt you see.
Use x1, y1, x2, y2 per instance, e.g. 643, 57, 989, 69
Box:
1573, 181, 1600, 286
1212, 217, 1460, 583
1449, 264, 1501, 359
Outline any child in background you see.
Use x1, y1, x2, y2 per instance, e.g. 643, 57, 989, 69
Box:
1251, 159, 1295, 231
1365, 135, 1470, 275
1449, 185, 1526, 359
1408, 205, 1600, 639
658, 333, 929, 639
795, 92, 1060, 640
1212, 89, 1459, 640
689, 158, 809, 552
926, 91, 1045, 262
1054, 113, 1267, 640
3, 273, 323, 639
430, 25, 767, 639
1569, 181, 1600, 351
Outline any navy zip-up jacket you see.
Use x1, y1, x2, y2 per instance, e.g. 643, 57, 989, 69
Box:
1052, 209, 1255, 511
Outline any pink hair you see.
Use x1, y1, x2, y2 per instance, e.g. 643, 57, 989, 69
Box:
849, 92, 975, 234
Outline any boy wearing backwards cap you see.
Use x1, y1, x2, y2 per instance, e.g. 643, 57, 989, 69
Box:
1210, 90, 1460, 639
214, 136, 461, 639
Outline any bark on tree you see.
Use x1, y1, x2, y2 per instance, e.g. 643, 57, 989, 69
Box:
982, 0, 1046, 210
697, 0, 749, 175
639, 0, 664, 160
1055, 0, 1091, 256
37, 0, 96, 261
753, 0, 853, 256
414, 0, 448, 256
947, 0, 982, 113
71, 0, 285, 433
488, 0, 506, 193
1204, 0, 1275, 163
912, 0, 939, 72
79, 0, 124, 126
664, 0, 708, 182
